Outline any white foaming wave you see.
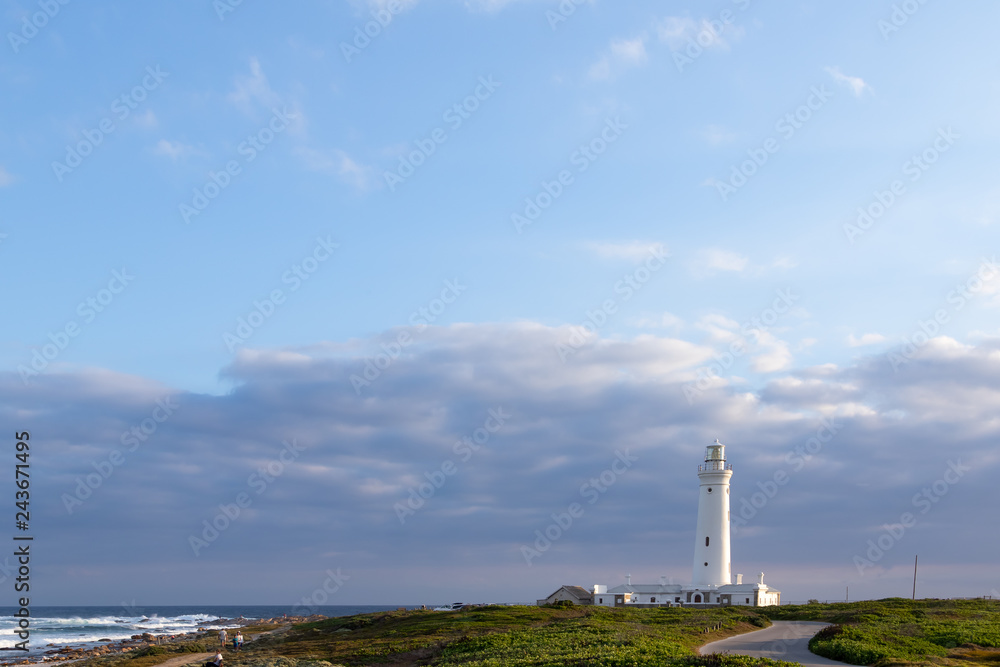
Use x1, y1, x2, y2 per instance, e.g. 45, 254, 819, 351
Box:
0, 613, 226, 651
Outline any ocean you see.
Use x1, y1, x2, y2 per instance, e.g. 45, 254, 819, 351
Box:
0, 606, 420, 663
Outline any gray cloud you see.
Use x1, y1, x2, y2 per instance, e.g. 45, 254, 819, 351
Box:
4, 324, 999, 604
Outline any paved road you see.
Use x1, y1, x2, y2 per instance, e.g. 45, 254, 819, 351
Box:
700, 621, 849, 667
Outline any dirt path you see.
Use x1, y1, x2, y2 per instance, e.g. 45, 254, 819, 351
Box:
152, 652, 214, 667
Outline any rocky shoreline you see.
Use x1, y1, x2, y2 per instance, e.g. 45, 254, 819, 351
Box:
0, 616, 327, 666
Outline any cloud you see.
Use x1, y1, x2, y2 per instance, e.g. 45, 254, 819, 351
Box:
657, 16, 741, 51
702, 125, 737, 146
825, 66, 872, 97
365, 0, 418, 10
0, 166, 13, 187
133, 109, 158, 129
589, 35, 648, 80
630, 312, 683, 331
584, 240, 669, 262
228, 57, 282, 114
693, 314, 794, 373
296, 147, 376, 192
847, 333, 887, 348
8, 325, 1000, 603
688, 250, 796, 278
153, 139, 201, 161
611, 36, 647, 64
750, 330, 793, 373
770, 256, 798, 270
692, 248, 750, 276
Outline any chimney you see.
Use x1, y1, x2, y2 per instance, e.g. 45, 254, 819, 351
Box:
736, 574, 743, 585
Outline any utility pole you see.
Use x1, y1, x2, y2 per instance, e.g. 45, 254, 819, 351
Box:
846, 586, 849, 603
912, 555, 918, 600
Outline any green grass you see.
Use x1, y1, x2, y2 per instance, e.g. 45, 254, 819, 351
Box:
761, 598, 1000, 666
265, 605, 772, 667
75, 600, 1000, 667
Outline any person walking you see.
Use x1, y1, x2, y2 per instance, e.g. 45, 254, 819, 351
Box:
219, 629, 228, 650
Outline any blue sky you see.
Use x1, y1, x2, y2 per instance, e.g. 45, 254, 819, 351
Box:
2, 0, 1000, 607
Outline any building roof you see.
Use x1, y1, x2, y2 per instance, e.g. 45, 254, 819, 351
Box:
606, 584, 683, 594
544, 585, 593, 600
716, 583, 778, 593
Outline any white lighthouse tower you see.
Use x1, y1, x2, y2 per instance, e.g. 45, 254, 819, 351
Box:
691, 439, 733, 587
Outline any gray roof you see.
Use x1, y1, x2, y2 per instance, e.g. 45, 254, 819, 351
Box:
545, 585, 593, 600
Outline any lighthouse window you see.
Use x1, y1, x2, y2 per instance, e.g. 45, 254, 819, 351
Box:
704, 562, 708, 566
705, 537, 710, 547
707, 487, 712, 493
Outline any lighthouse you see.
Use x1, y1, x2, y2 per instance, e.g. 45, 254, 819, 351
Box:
691, 439, 732, 587
568, 438, 782, 608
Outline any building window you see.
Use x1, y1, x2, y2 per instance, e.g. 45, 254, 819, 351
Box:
708, 487, 712, 493
675, 597, 680, 603
704, 562, 708, 566
651, 597, 656, 603
705, 536, 710, 547
599, 598, 603, 603
746, 598, 750, 604
694, 594, 702, 603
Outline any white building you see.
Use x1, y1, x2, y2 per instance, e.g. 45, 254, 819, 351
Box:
590, 440, 781, 608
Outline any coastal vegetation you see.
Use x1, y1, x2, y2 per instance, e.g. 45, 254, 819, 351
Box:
74, 599, 1000, 667
762, 598, 1000, 666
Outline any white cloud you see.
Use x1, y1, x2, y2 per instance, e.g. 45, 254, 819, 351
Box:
630, 312, 683, 331
689, 249, 797, 277
657, 16, 740, 51
847, 333, 887, 347
797, 338, 819, 351
584, 240, 668, 262
133, 109, 158, 129
464, 0, 517, 11
588, 57, 612, 81
695, 314, 742, 345
153, 139, 201, 161
365, 0, 418, 11
750, 330, 793, 373
693, 248, 750, 276
228, 57, 282, 114
589, 35, 648, 80
825, 66, 872, 97
770, 256, 798, 270
702, 124, 736, 146
611, 36, 647, 65
0, 166, 13, 187
296, 147, 376, 192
